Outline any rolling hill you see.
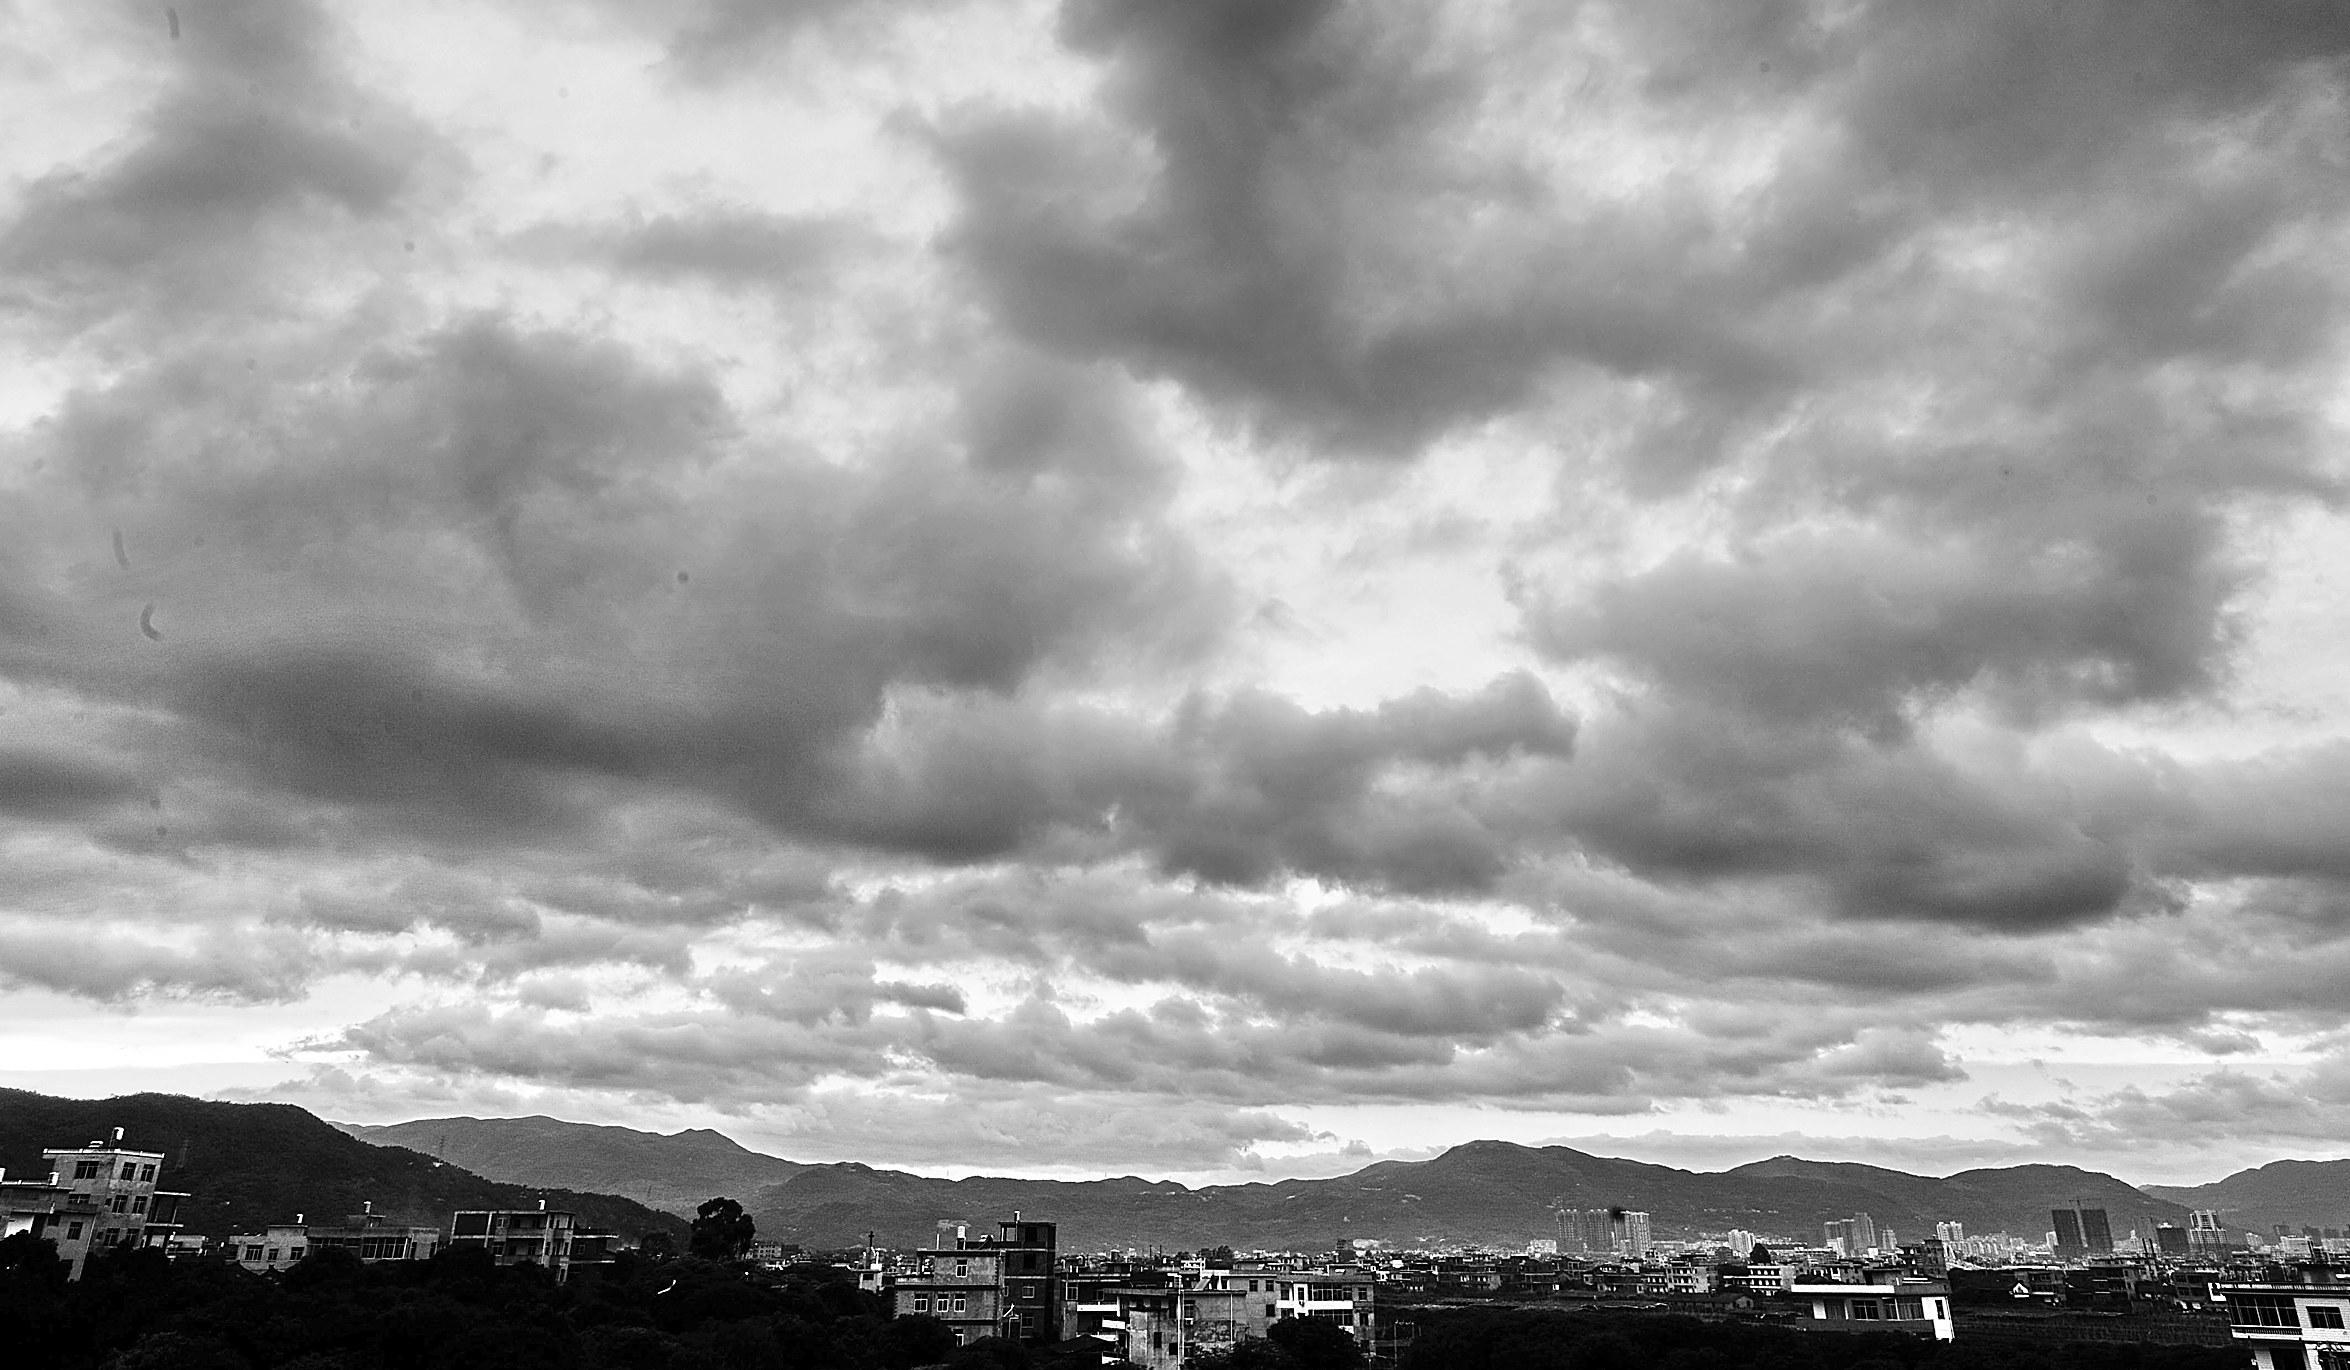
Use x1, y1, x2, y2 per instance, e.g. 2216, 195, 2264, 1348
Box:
0, 1089, 687, 1244
324, 1117, 2202, 1252
340, 1114, 806, 1217
2146, 1159, 2350, 1235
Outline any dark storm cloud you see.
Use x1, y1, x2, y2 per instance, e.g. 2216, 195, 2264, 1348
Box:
819, 671, 1574, 890
921, 0, 1774, 458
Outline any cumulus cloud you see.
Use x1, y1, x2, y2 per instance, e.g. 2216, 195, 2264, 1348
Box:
4, 0, 2350, 1180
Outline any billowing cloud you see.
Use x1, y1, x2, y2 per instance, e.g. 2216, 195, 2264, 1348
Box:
3, 0, 2350, 1183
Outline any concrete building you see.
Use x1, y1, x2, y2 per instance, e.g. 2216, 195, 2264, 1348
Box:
1789, 1276, 1955, 1341
4, 1131, 191, 1278
229, 1222, 312, 1274
230, 1205, 442, 1274
447, 1205, 577, 1282
2217, 1274, 2350, 1370
891, 1218, 1059, 1347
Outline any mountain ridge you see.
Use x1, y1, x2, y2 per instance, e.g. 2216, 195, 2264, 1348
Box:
325, 1115, 2215, 1250
0, 1089, 687, 1244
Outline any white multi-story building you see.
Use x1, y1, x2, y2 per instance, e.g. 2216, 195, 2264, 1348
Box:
2217, 1277, 2350, 1370
1789, 1276, 1954, 1341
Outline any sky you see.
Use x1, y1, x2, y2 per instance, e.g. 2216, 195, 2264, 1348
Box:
1, 0, 2349, 1190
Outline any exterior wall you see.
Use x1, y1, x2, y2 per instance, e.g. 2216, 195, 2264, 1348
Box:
448, 1210, 576, 1282
894, 1250, 1008, 1345
1790, 1281, 1954, 1341
233, 1219, 442, 1272
37, 1144, 188, 1278
2220, 1284, 2350, 1370
229, 1224, 312, 1273
889, 1221, 1059, 1348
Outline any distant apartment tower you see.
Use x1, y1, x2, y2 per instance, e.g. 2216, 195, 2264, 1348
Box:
2189, 1210, 2229, 1258
448, 1205, 577, 1282
2155, 1225, 2190, 1257
1935, 1221, 1965, 1245
1614, 1210, 1652, 1257
1556, 1209, 1611, 1253
2053, 1205, 2113, 1259
1725, 1229, 1758, 1258
1825, 1214, 1879, 1257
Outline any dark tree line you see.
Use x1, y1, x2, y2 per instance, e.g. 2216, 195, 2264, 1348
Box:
0, 1230, 1019, 1370
1400, 1307, 2251, 1370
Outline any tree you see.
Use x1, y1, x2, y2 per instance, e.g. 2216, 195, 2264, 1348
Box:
690, 1197, 756, 1262
1748, 1244, 1773, 1264
1266, 1317, 1365, 1370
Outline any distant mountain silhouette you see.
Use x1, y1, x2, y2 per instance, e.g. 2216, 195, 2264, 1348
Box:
0, 1089, 685, 1244
2146, 1159, 2350, 1235
319, 1120, 2204, 1251
341, 1114, 806, 1217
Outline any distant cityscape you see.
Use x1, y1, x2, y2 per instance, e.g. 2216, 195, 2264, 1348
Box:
7, 1122, 2350, 1368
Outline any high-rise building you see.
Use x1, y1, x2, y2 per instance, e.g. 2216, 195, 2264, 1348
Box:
1725, 1229, 1758, 1258
1935, 1221, 1965, 1244
2052, 1209, 2085, 1257
1615, 1210, 1652, 1256
2155, 1225, 2191, 1256
2080, 1208, 2113, 1253
1823, 1214, 1880, 1256
1557, 1209, 1612, 1253
2189, 1209, 2228, 1258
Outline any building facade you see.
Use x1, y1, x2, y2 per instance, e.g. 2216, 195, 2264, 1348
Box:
890, 1218, 1060, 1347
230, 1206, 442, 1274
2218, 1276, 2350, 1370
448, 1206, 577, 1282
8, 1133, 192, 1278
1789, 1277, 1955, 1341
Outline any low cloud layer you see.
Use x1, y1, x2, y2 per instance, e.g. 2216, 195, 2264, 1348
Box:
2, 0, 2349, 1181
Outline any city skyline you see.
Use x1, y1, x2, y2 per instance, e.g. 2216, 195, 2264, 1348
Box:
4, 1, 2350, 1188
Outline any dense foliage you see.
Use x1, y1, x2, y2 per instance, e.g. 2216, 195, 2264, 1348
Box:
1401, 1307, 2249, 1370
0, 1233, 1031, 1370
691, 1198, 758, 1262
0, 1090, 685, 1244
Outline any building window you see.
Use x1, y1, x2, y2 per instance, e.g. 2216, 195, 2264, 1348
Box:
2232, 1296, 2302, 1329
953, 1294, 968, 1314
244, 1246, 263, 1261
2311, 1305, 2347, 1330
132, 1196, 149, 1214
139, 1165, 156, 1182
913, 1295, 930, 1313
74, 1161, 102, 1180
111, 1195, 129, 1212
955, 1260, 969, 1278
119, 1163, 136, 1180
266, 1248, 281, 1262
67, 1223, 84, 1240
1849, 1299, 1882, 1320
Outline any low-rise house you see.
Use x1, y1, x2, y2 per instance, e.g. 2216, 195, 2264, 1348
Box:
230, 1205, 442, 1274
448, 1204, 577, 1282
1788, 1276, 1955, 1341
